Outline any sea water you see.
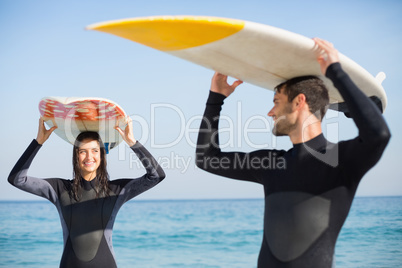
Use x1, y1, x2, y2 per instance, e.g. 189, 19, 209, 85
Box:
0, 197, 401, 267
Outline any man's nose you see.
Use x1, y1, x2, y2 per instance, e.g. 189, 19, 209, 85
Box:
268, 108, 274, 117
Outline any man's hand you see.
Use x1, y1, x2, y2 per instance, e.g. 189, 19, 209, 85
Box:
313, 37, 340, 75
210, 72, 243, 97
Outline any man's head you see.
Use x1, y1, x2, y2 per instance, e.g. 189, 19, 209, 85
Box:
276, 76, 329, 119
268, 76, 329, 136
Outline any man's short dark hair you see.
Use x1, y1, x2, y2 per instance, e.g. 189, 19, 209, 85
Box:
275, 76, 329, 120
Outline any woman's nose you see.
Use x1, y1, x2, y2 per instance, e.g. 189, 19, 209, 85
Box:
85, 152, 93, 160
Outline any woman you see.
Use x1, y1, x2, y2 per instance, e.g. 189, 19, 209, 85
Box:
8, 117, 165, 268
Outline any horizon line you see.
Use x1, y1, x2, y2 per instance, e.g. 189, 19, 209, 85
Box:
1, 195, 401, 203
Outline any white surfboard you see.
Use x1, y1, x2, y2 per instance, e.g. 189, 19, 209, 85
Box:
87, 15, 387, 113
39, 97, 127, 153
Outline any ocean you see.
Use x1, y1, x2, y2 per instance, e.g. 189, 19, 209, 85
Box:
0, 197, 401, 267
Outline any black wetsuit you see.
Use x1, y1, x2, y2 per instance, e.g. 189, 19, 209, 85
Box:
196, 63, 391, 267
8, 141, 165, 268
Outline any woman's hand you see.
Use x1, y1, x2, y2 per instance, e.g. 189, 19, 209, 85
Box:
313, 37, 340, 75
36, 117, 57, 145
115, 116, 137, 147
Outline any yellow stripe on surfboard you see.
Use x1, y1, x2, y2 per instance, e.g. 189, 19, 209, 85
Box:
86, 16, 245, 51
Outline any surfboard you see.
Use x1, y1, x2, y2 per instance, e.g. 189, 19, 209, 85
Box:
39, 97, 127, 153
86, 15, 387, 114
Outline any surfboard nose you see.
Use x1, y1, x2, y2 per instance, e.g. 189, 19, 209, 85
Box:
86, 16, 245, 51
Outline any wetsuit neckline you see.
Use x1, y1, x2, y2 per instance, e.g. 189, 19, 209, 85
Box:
81, 177, 99, 191
292, 133, 327, 152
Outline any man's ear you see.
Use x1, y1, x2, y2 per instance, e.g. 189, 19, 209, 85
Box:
293, 93, 307, 110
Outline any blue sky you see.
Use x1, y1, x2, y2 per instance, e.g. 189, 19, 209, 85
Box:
1, 0, 401, 200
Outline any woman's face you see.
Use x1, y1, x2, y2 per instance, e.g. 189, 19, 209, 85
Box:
78, 139, 101, 181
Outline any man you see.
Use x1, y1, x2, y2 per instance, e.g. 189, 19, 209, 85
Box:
196, 38, 390, 267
